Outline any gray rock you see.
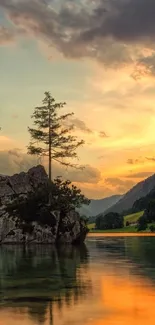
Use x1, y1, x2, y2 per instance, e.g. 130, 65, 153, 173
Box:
0, 165, 87, 244
58, 210, 86, 243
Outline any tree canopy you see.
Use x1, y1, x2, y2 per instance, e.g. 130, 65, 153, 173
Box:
28, 91, 84, 181
7, 177, 90, 226
50, 176, 90, 212
96, 212, 123, 230
137, 215, 148, 231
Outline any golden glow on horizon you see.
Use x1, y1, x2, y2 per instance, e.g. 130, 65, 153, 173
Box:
1, 51, 155, 197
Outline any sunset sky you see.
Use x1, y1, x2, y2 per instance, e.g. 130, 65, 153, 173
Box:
0, 0, 155, 198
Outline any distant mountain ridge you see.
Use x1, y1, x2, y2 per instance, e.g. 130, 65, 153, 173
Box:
78, 195, 122, 217
101, 173, 155, 216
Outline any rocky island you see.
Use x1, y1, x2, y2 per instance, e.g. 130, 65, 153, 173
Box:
0, 166, 88, 244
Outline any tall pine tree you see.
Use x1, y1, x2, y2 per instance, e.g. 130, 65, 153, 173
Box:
28, 92, 84, 181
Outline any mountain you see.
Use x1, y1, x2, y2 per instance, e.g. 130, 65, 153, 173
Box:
78, 195, 122, 217
101, 173, 155, 216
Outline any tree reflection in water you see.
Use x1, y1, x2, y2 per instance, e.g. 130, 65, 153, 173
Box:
94, 236, 155, 281
0, 244, 91, 324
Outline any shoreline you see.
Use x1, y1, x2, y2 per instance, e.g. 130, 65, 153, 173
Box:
88, 232, 155, 237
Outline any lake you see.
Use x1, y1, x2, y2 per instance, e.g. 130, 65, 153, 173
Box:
1, 234, 155, 324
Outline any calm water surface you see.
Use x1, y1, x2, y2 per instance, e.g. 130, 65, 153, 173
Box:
1, 234, 155, 324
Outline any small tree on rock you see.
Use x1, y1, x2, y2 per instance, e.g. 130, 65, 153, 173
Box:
50, 176, 90, 212
28, 92, 84, 181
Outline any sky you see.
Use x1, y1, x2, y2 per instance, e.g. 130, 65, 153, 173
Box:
0, 0, 155, 198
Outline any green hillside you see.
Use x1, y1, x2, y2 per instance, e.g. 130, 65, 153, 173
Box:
124, 211, 144, 224
87, 223, 95, 230
88, 210, 144, 233
92, 185, 155, 233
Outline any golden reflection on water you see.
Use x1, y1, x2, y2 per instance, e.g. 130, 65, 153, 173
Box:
51, 267, 155, 325
0, 309, 34, 325
1, 238, 155, 325
1, 266, 154, 325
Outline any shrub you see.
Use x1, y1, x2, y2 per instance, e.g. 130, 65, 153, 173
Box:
137, 215, 148, 231
149, 225, 155, 233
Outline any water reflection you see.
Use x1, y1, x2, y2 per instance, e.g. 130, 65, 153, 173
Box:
91, 236, 155, 280
1, 236, 155, 324
0, 245, 91, 325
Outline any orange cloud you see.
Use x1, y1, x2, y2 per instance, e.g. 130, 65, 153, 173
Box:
0, 136, 15, 150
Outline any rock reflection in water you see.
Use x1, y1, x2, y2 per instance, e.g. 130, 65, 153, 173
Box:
0, 244, 91, 324
2, 236, 155, 325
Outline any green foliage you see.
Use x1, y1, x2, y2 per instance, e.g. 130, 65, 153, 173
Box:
96, 212, 123, 230
7, 185, 49, 225
50, 176, 90, 212
132, 198, 155, 227
91, 225, 137, 233
22, 223, 34, 234
28, 91, 85, 180
124, 211, 144, 224
137, 215, 148, 231
121, 187, 155, 218
7, 177, 90, 227
132, 197, 148, 212
149, 225, 155, 232
87, 223, 95, 230
87, 215, 97, 224
126, 187, 155, 215
144, 199, 155, 223
80, 215, 89, 223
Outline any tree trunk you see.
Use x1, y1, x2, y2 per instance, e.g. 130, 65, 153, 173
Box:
49, 103, 52, 182
48, 102, 52, 205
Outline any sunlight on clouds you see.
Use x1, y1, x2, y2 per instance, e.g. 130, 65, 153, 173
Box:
1, 0, 155, 198
0, 135, 15, 150
37, 40, 64, 61
88, 62, 133, 95
81, 63, 155, 159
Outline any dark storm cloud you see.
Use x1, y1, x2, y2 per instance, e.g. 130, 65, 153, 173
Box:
80, 0, 155, 43
131, 54, 155, 79
0, 0, 155, 72
0, 0, 90, 52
